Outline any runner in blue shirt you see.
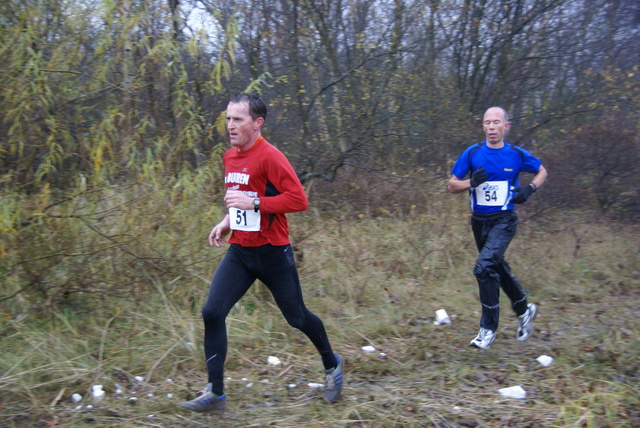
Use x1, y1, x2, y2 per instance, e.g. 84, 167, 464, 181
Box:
448, 107, 548, 350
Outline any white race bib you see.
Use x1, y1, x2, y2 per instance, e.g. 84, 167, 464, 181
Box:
474, 180, 509, 206
229, 207, 261, 231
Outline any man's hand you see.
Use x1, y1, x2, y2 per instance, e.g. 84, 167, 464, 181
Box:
209, 215, 231, 247
511, 185, 534, 204
470, 166, 488, 188
224, 190, 252, 210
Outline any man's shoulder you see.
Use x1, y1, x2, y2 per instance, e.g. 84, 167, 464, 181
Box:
463, 141, 485, 156
504, 141, 520, 150
222, 147, 235, 159
470, 141, 485, 150
504, 141, 531, 151
505, 142, 534, 160
258, 138, 282, 152
257, 139, 291, 162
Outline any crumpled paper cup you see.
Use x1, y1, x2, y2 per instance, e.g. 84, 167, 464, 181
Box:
434, 309, 451, 325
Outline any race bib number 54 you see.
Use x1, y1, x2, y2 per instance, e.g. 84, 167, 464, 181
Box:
229, 207, 260, 231
475, 181, 509, 206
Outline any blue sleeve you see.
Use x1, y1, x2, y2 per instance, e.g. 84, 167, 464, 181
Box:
451, 146, 473, 179
519, 147, 543, 174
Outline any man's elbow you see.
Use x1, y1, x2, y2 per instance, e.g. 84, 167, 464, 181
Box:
296, 193, 309, 211
537, 165, 549, 181
447, 180, 461, 194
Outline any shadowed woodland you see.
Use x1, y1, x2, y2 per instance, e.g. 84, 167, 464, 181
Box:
1, 0, 638, 214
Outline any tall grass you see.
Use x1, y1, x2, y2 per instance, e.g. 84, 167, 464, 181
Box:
1, 176, 638, 427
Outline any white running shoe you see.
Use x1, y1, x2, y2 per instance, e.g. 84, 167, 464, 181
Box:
517, 303, 538, 342
470, 328, 496, 349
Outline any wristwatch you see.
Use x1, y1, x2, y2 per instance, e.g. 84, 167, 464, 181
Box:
253, 197, 260, 212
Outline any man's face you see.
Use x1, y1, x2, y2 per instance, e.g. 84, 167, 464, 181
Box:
226, 101, 263, 151
482, 108, 510, 146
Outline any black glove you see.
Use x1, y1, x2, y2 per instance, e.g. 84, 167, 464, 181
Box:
511, 185, 534, 204
469, 166, 488, 188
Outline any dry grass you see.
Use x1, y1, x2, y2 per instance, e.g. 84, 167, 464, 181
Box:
1, 191, 639, 427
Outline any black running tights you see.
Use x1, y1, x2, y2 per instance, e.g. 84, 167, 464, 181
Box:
201, 243, 337, 395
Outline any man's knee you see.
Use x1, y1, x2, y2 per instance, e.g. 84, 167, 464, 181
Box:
282, 307, 315, 331
202, 305, 225, 325
283, 313, 305, 330
473, 258, 494, 278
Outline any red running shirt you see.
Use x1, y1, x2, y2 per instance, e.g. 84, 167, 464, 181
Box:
224, 136, 308, 247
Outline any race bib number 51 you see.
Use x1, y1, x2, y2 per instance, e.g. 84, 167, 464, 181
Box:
475, 181, 509, 206
229, 207, 260, 231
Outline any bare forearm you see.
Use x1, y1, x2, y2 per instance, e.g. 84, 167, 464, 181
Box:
530, 165, 548, 190
448, 176, 471, 193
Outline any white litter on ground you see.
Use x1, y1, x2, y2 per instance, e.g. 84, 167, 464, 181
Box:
434, 308, 451, 325
499, 385, 526, 399
267, 356, 281, 366
361, 345, 376, 353
91, 385, 105, 402
536, 355, 554, 367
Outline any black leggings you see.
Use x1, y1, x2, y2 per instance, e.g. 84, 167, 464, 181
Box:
201, 243, 336, 395
471, 211, 529, 331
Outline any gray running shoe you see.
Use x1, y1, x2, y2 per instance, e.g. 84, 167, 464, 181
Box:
470, 327, 496, 349
323, 354, 344, 403
177, 383, 227, 413
517, 303, 538, 342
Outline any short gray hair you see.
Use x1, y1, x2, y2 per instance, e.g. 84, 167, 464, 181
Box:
486, 106, 509, 123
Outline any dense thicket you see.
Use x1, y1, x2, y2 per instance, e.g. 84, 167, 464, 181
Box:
1, 0, 638, 210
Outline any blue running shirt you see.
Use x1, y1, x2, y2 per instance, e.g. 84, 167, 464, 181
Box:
451, 141, 542, 213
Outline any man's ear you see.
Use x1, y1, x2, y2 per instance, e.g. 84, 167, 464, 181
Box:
255, 116, 265, 130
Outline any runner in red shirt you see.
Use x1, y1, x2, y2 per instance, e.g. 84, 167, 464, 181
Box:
177, 94, 343, 413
